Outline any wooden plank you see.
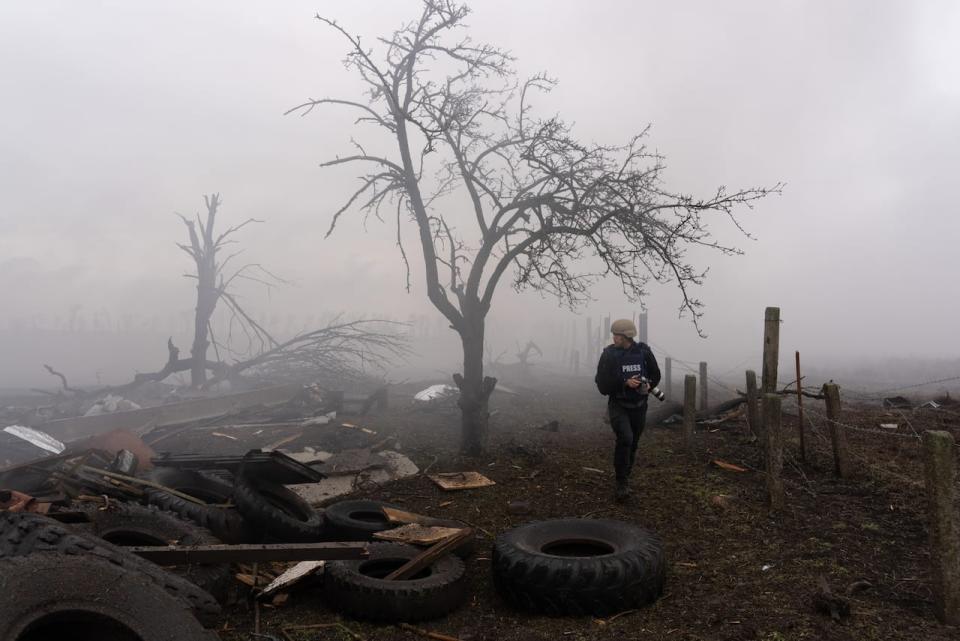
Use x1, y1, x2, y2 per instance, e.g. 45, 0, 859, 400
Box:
383, 528, 473, 581
427, 472, 495, 490
374, 524, 464, 545
128, 542, 367, 564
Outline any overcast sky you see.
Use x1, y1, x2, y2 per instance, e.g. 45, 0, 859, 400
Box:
1, 1, 958, 387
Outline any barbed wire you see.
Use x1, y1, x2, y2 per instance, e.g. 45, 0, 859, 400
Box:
801, 411, 927, 487
838, 375, 960, 402
803, 405, 922, 441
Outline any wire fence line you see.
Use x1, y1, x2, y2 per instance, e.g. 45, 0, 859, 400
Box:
799, 410, 928, 488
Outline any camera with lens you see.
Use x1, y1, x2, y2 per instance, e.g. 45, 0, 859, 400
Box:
640, 377, 666, 402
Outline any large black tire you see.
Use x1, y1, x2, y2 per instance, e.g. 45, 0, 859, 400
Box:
322, 499, 476, 558
324, 542, 467, 622
491, 518, 666, 616
143, 469, 251, 544
233, 473, 322, 542
0, 553, 218, 641
0, 511, 220, 625
78, 503, 232, 603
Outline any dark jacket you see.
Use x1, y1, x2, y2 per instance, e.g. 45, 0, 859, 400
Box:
595, 341, 661, 403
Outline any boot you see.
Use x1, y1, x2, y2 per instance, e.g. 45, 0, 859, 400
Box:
615, 479, 631, 503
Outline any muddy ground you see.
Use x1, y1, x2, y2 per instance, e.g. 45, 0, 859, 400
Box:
154, 376, 960, 641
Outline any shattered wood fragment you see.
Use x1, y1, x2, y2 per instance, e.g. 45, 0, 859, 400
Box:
259, 560, 325, 597
383, 528, 473, 581
373, 523, 464, 545
428, 471, 496, 490
264, 432, 303, 451
383, 506, 433, 525
712, 459, 749, 473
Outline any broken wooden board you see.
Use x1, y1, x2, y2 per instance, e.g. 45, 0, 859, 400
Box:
259, 560, 325, 597
428, 471, 496, 491
382, 506, 430, 525
373, 523, 464, 546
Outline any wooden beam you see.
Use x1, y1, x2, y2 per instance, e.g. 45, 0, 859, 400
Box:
384, 529, 473, 581
128, 542, 367, 564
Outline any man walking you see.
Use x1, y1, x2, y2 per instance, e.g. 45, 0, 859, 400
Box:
595, 318, 661, 502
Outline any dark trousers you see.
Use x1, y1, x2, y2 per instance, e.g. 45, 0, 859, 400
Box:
608, 398, 647, 483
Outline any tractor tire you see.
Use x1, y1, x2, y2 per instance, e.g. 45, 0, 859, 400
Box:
324, 542, 467, 622
491, 518, 666, 616
0, 553, 218, 641
233, 473, 322, 542
78, 503, 232, 603
0, 511, 220, 624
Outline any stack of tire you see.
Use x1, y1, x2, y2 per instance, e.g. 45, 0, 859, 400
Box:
142, 467, 323, 544
320, 499, 473, 622
0, 510, 220, 641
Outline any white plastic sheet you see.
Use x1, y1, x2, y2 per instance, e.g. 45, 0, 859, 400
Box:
2, 425, 66, 454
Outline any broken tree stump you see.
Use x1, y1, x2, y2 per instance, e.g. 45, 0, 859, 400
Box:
922, 430, 960, 624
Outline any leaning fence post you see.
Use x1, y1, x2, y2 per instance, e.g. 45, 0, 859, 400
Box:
746, 370, 760, 439
699, 361, 708, 410
664, 357, 672, 400
683, 375, 696, 452
923, 430, 960, 624
763, 393, 785, 511
823, 383, 850, 478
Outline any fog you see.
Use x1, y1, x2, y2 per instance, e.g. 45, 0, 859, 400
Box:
1, 1, 958, 391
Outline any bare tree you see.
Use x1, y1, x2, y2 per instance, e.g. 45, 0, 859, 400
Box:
176, 193, 277, 387
290, 0, 780, 454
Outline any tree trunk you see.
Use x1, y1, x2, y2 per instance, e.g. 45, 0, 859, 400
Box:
190, 279, 216, 388
453, 312, 497, 456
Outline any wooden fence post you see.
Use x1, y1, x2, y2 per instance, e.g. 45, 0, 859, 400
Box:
699, 361, 708, 410
761, 306, 780, 431
764, 393, 785, 511
683, 375, 696, 452
664, 357, 672, 400
923, 430, 960, 624
746, 370, 760, 439
823, 383, 850, 478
